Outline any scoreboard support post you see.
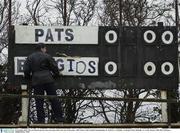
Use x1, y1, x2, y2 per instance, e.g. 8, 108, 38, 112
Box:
161, 90, 168, 122
18, 85, 28, 124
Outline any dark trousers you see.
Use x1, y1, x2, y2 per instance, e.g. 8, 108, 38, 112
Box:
33, 83, 63, 123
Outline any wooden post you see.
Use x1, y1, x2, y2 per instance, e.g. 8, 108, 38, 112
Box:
18, 85, 28, 124
161, 90, 168, 123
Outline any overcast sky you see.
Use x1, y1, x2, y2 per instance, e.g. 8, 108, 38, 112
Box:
14, 0, 103, 26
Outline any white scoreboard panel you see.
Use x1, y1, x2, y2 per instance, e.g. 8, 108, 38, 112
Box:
14, 57, 99, 76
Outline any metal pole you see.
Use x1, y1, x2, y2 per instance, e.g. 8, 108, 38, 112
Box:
7, 0, 12, 85
161, 91, 168, 123
175, 0, 179, 29
118, 0, 122, 86
8, 0, 12, 28
19, 85, 28, 125
119, 0, 122, 26
64, 0, 67, 26
174, 0, 179, 126
8, 0, 12, 44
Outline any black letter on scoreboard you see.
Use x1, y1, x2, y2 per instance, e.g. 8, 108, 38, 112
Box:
67, 59, 75, 72
88, 61, 96, 73
55, 28, 64, 41
65, 29, 74, 41
35, 29, 44, 42
46, 29, 54, 42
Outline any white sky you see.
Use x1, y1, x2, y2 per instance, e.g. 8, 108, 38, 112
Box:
14, 0, 104, 26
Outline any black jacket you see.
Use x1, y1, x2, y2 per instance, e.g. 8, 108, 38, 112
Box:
24, 51, 59, 86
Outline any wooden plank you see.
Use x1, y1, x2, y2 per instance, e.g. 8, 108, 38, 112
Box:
24, 123, 180, 128
1, 123, 180, 128
0, 124, 27, 128
0, 94, 178, 103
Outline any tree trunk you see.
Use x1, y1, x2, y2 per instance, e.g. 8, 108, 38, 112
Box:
125, 89, 136, 123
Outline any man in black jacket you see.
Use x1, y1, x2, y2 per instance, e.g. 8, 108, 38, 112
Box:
24, 43, 63, 123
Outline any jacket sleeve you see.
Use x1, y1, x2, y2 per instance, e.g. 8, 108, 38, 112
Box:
48, 56, 60, 78
24, 57, 32, 80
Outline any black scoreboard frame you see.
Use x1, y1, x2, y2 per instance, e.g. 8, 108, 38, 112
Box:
8, 25, 179, 90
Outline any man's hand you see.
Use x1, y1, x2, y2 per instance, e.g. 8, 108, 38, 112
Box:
56, 52, 68, 57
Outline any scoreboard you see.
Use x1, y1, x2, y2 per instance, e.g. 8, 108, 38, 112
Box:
8, 25, 178, 90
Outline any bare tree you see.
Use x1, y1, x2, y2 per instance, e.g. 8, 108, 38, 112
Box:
73, 89, 161, 123
0, 0, 8, 30
24, 0, 48, 25
73, 0, 97, 26
44, 0, 75, 25
46, 0, 97, 26
0, 0, 8, 63
99, 0, 175, 26
0, 0, 22, 124
0, 0, 20, 61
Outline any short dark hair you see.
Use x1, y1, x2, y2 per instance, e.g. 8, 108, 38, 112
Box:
35, 43, 46, 51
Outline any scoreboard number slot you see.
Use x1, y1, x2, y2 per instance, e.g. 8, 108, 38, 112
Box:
161, 62, 174, 75
144, 61, 174, 76
161, 31, 173, 45
144, 62, 156, 76
144, 30, 174, 45
105, 30, 118, 44
144, 30, 156, 43
105, 61, 117, 75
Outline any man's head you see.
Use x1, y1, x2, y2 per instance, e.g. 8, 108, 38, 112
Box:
35, 43, 47, 53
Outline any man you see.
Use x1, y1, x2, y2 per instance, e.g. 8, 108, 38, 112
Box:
24, 43, 64, 123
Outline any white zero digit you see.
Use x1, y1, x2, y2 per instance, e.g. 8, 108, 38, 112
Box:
105, 61, 117, 75
144, 30, 156, 43
144, 62, 156, 76
161, 62, 174, 75
105, 30, 118, 44
161, 31, 173, 45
